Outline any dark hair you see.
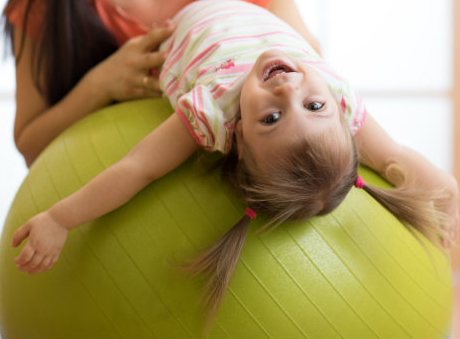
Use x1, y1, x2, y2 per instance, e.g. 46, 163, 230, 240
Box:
185, 114, 452, 325
3, 0, 118, 105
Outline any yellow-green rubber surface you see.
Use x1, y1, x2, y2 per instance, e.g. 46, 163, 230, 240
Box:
0, 99, 453, 338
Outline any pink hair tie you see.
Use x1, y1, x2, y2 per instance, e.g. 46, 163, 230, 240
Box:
245, 207, 257, 220
354, 176, 366, 189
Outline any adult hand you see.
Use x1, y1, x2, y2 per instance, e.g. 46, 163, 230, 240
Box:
12, 211, 69, 274
90, 22, 174, 104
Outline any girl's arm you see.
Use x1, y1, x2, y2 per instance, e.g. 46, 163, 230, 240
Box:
13, 24, 173, 167
12, 113, 199, 274
354, 115, 459, 241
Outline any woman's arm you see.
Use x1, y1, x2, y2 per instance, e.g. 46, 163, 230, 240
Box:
354, 114, 459, 241
267, 0, 322, 55
12, 113, 199, 274
13, 24, 173, 167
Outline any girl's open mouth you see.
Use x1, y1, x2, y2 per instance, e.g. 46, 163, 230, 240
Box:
262, 61, 295, 82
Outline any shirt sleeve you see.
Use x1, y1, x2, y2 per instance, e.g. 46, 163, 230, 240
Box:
175, 84, 236, 154
3, 0, 46, 40
337, 80, 367, 135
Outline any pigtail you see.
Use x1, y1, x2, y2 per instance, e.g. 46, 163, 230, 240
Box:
183, 213, 252, 324
361, 182, 452, 249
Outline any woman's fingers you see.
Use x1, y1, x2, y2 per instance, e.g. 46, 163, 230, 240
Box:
138, 51, 167, 69
131, 86, 163, 99
139, 75, 161, 92
128, 74, 162, 99
139, 23, 174, 52
94, 22, 173, 102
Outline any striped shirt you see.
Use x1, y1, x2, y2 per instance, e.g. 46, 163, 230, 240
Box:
160, 0, 367, 153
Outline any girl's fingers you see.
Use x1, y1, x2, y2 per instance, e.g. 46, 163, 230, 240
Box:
40, 255, 52, 269
17, 251, 43, 273
46, 255, 59, 272
28, 256, 52, 274
21, 252, 61, 275
14, 242, 35, 266
452, 226, 458, 240
12, 224, 30, 247
442, 238, 449, 248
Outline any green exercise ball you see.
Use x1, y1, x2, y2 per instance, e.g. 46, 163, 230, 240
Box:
0, 99, 453, 338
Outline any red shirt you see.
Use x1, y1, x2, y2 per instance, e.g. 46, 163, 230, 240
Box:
4, 0, 273, 45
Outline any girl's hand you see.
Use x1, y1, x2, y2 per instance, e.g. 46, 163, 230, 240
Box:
12, 212, 68, 274
89, 22, 174, 104
442, 173, 460, 249
442, 177, 459, 248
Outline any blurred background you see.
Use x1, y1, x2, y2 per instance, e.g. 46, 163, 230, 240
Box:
0, 0, 24, 233
294, 0, 460, 336
0, 0, 459, 336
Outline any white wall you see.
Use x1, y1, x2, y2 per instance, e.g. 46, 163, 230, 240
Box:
0, 0, 27, 231
295, 0, 453, 172
0, 0, 455, 233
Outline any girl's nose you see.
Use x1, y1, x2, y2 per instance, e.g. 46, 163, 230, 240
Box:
273, 82, 300, 96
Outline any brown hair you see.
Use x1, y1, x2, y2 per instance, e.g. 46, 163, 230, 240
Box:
361, 165, 451, 247
3, 0, 118, 105
185, 115, 452, 325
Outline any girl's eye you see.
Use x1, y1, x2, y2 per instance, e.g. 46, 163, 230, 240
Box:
262, 112, 281, 125
305, 102, 324, 111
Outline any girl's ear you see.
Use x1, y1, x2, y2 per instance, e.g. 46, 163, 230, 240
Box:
235, 120, 244, 160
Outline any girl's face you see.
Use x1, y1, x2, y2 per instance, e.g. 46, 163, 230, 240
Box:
237, 49, 343, 165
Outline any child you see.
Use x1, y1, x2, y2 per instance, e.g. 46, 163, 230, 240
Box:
12, 0, 458, 320
4, 0, 314, 166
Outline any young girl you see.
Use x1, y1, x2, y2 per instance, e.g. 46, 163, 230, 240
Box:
2, 0, 319, 167
11, 0, 459, 320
